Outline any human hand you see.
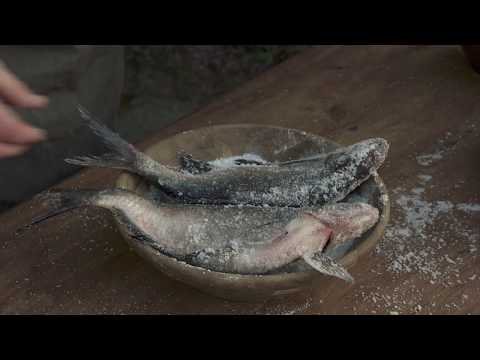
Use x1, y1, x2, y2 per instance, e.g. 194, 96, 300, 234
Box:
0, 60, 49, 158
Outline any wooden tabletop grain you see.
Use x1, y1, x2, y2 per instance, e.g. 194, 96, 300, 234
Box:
1, 45, 479, 314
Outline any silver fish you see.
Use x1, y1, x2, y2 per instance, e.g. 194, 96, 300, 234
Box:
30, 188, 379, 281
65, 106, 389, 207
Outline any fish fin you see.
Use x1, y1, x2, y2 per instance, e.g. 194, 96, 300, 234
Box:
178, 152, 270, 173
177, 150, 212, 174
278, 154, 329, 167
67, 104, 139, 171
129, 232, 159, 248
233, 158, 267, 166
303, 252, 354, 283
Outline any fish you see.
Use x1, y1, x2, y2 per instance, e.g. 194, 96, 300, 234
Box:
28, 188, 379, 281
65, 105, 389, 207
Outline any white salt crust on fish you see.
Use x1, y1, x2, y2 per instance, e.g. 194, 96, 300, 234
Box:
29, 188, 379, 280
65, 105, 389, 207
178, 151, 330, 174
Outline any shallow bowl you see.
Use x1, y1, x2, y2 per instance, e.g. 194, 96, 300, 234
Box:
115, 124, 390, 302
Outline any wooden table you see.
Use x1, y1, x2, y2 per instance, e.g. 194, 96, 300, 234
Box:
1, 45, 480, 314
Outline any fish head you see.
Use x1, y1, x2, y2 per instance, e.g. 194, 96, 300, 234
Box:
309, 202, 380, 247
325, 138, 389, 176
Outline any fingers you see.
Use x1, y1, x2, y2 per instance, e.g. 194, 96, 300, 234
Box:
0, 60, 49, 159
0, 102, 46, 145
0, 142, 28, 158
0, 61, 49, 108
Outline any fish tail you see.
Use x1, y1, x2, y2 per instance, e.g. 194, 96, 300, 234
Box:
65, 153, 135, 171
65, 105, 139, 172
27, 189, 99, 228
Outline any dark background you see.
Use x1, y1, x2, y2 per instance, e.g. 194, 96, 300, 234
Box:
0, 45, 309, 212
119, 46, 309, 141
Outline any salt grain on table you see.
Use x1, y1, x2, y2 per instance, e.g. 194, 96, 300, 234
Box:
376, 173, 480, 287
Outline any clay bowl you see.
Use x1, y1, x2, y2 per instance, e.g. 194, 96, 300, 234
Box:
115, 124, 390, 302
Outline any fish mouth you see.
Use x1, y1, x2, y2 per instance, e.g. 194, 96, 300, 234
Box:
360, 138, 389, 167
324, 137, 389, 171
372, 138, 389, 163
309, 203, 380, 247
342, 138, 389, 172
